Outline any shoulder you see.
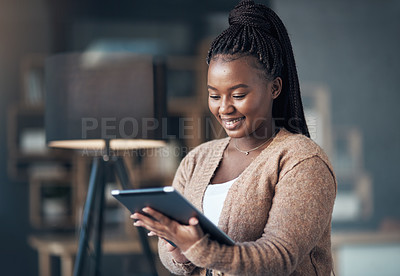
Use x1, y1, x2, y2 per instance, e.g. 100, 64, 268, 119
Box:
269, 128, 335, 178
274, 128, 324, 155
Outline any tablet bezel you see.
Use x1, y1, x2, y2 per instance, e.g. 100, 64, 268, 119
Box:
111, 187, 235, 246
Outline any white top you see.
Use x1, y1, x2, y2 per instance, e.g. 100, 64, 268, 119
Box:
203, 177, 238, 226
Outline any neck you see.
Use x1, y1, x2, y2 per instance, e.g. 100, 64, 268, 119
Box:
234, 123, 276, 150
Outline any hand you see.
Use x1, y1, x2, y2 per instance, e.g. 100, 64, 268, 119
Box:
130, 207, 204, 252
160, 238, 189, 263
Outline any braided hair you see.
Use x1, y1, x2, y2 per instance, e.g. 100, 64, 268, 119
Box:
207, 0, 310, 137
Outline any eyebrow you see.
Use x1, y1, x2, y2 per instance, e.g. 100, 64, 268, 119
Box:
207, 83, 249, 91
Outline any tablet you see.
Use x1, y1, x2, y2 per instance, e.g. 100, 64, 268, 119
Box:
111, 186, 235, 246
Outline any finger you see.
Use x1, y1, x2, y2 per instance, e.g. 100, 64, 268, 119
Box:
142, 207, 170, 224
130, 212, 145, 220
134, 220, 162, 236
131, 213, 155, 230
132, 215, 167, 237
132, 215, 157, 229
131, 212, 158, 226
188, 217, 204, 237
188, 217, 199, 226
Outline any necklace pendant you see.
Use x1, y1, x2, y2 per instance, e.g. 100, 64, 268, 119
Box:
233, 134, 275, 156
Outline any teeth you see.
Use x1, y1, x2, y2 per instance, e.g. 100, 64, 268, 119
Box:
225, 118, 243, 125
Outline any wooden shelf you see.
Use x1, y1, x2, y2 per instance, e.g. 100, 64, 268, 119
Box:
28, 233, 170, 276
7, 103, 74, 182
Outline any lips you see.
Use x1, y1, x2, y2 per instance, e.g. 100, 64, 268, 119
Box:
221, 116, 245, 130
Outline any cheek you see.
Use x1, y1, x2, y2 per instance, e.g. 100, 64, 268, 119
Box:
208, 100, 218, 116
243, 97, 271, 118
237, 99, 258, 116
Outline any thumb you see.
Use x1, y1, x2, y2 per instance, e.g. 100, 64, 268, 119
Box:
189, 217, 199, 226
189, 217, 204, 239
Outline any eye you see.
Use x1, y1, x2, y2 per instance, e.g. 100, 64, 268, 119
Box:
209, 95, 220, 100
233, 94, 245, 99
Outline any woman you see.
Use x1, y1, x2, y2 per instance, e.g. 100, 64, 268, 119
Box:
131, 0, 336, 275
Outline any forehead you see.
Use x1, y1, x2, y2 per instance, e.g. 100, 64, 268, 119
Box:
208, 55, 267, 85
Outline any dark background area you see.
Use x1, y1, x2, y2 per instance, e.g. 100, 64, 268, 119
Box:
1, 0, 399, 275
0, 1, 250, 275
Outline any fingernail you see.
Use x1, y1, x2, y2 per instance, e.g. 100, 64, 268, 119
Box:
142, 207, 149, 212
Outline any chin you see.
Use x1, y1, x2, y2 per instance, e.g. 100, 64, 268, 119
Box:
224, 129, 246, 138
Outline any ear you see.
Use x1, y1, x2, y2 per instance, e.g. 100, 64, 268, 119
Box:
271, 77, 282, 99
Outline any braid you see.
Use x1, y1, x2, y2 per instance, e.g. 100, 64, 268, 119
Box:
207, 0, 310, 137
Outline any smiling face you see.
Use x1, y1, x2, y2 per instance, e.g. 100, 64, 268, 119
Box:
207, 55, 281, 140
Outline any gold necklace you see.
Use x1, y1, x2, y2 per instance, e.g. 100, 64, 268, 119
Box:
233, 135, 274, 155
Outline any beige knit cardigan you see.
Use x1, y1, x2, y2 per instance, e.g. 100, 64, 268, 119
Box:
158, 129, 337, 276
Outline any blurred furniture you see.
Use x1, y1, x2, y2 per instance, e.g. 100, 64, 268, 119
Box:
7, 55, 76, 232
44, 52, 167, 276
301, 83, 374, 228
7, 103, 74, 183
7, 54, 74, 183
28, 234, 167, 276
331, 127, 373, 225
18, 41, 218, 275
331, 231, 400, 276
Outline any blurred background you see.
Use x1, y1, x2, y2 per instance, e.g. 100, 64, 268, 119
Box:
0, 0, 399, 275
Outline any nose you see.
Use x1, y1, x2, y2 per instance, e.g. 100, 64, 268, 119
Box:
219, 96, 234, 114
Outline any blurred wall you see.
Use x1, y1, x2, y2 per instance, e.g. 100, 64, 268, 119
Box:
273, 0, 400, 227
0, 0, 51, 275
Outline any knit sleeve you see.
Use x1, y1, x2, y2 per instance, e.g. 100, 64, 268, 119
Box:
182, 156, 336, 275
157, 154, 197, 275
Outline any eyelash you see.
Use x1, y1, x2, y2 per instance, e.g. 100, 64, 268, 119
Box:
208, 95, 245, 100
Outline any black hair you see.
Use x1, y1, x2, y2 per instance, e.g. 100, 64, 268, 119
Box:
207, 0, 310, 137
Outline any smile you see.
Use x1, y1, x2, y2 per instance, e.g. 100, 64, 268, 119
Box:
224, 117, 244, 125
221, 117, 245, 129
